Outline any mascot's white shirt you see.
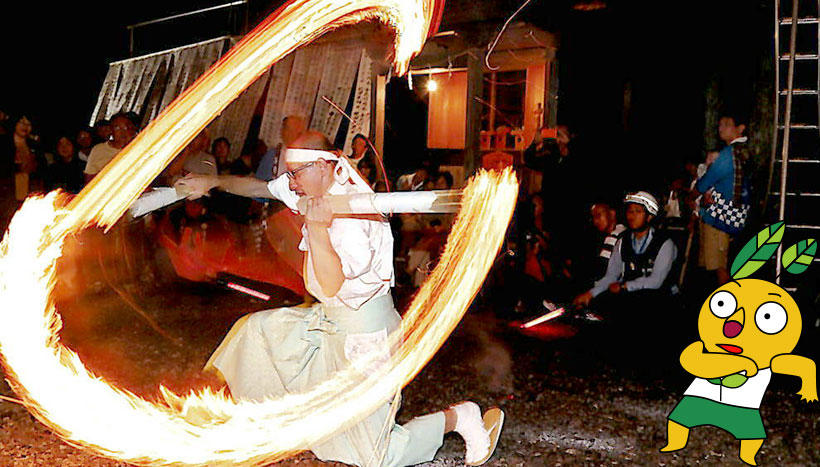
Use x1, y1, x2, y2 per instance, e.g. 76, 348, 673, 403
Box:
267, 173, 394, 310
683, 368, 772, 409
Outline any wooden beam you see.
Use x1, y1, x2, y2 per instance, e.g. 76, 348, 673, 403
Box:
464, 49, 484, 178
412, 47, 553, 73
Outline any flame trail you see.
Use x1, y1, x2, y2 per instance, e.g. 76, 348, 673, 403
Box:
0, 1, 519, 465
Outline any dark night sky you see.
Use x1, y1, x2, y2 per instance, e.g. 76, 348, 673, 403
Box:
2, 0, 773, 191
2, 1, 258, 140
554, 0, 773, 194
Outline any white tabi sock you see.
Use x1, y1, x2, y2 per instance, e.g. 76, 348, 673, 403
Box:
452, 401, 490, 464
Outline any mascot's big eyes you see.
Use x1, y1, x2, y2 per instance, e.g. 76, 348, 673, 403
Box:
709, 290, 737, 318
755, 302, 788, 335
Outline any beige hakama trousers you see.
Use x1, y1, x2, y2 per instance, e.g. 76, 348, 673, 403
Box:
206, 294, 445, 467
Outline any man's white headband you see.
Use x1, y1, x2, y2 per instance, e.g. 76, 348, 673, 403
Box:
284, 148, 339, 164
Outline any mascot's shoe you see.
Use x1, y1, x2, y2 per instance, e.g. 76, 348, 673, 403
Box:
467, 408, 504, 466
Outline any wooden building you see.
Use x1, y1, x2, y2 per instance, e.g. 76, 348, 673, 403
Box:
407, 21, 558, 179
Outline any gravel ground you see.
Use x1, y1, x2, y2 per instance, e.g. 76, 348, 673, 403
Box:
1, 280, 818, 466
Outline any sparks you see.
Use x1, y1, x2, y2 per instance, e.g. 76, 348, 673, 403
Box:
0, 3, 518, 463
0, 171, 516, 465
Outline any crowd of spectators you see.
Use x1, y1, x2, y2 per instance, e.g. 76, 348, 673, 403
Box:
0, 106, 754, 345
494, 112, 754, 359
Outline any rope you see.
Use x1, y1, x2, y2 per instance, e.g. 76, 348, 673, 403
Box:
485, 0, 535, 71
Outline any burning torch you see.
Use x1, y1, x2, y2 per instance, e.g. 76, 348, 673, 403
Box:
129, 186, 463, 217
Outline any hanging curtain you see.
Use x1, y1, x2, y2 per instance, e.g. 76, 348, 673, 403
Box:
310, 45, 361, 141
258, 54, 295, 149
208, 70, 271, 161
158, 47, 199, 113
342, 50, 374, 154
89, 36, 370, 163
140, 55, 174, 125
116, 58, 150, 115
126, 56, 165, 114
89, 38, 229, 126
259, 43, 364, 155
105, 60, 138, 118
90, 63, 123, 124
282, 44, 331, 124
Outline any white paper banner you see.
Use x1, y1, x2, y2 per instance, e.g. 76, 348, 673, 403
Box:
343, 50, 373, 154
258, 54, 295, 149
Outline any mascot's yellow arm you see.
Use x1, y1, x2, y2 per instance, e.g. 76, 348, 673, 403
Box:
679, 341, 759, 379
771, 354, 818, 402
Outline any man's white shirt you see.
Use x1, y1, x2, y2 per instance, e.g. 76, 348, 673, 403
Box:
267, 174, 395, 309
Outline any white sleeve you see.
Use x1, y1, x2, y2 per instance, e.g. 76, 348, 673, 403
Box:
266, 174, 300, 210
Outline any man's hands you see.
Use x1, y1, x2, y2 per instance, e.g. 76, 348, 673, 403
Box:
175, 174, 218, 200
303, 197, 333, 228
608, 282, 624, 294
573, 291, 593, 308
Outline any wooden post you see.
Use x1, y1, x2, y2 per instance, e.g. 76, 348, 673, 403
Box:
464, 49, 484, 178
488, 71, 497, 133
375, 74, 387, 159
547, 59, 559, 128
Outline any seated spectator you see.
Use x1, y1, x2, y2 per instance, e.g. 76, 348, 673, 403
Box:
507, 194, 571, 311
432, 170, 453, 190
75, 128, 95, 162
427, 171, 456, 228
84, 112, 138, 182
46, 136, 84, 193
2, 115, 45, 200
93, 119, 112, 144
404, 170, 458, 287
212, 137, 231, 174
160, 132, 215, 186
256, 115, 306, 181
590, 202, 626, 279
397, 165, 430, 191
357, 154, 377, 187
181, 131, 217, 176
573, 191, 678, 311
348, 133, 375, 168
229, 150, 255, 176
229, 139, 262, 176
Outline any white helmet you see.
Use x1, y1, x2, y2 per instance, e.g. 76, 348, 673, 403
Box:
624, 191, 659, 216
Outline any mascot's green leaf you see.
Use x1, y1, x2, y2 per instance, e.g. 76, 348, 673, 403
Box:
731, 222, 785, 279
782, 239, 817, 275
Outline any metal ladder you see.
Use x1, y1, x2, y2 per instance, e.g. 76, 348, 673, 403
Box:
769, 0, 820, 287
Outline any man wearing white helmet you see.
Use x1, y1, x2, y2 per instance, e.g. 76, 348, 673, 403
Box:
174, 130, 503, 467
573, 191, 678, 308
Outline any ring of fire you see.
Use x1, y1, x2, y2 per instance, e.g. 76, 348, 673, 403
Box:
0, 1, 518, 465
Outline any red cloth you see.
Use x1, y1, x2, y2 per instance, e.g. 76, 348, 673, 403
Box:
157, 213, 305, 295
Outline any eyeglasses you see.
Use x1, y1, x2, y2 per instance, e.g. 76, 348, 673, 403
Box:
285, 161, 316, 180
